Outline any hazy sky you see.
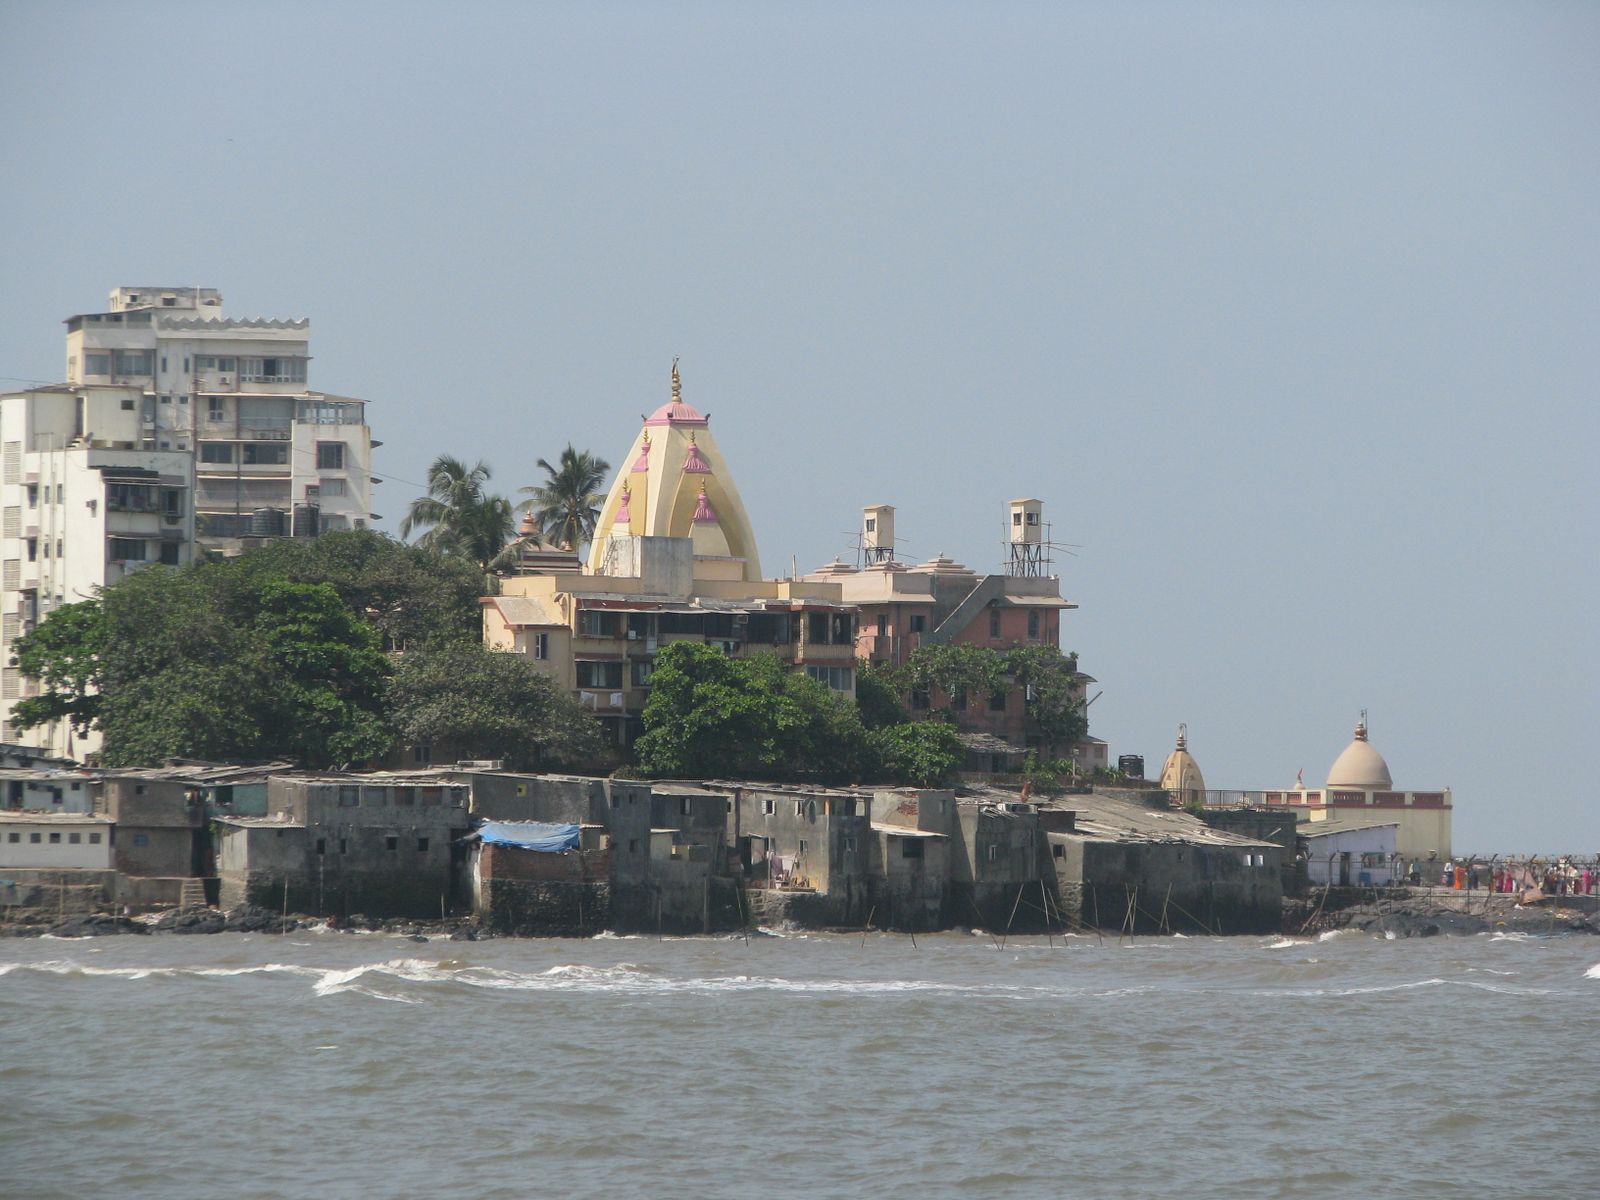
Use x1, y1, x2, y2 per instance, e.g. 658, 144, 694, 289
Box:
2, 2, 1594, 850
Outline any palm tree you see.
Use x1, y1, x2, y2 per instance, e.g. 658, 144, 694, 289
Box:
519, 445, 612, 551
401, 455, 517, 574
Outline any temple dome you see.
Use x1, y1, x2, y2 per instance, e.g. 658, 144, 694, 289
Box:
1159, 725, 1206, 805
1326, 716, 1392, 790
587, 362, 762, 580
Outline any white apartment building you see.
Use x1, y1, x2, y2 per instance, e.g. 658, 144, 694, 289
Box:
62, 286, 375, 550
0, 382, 197, 756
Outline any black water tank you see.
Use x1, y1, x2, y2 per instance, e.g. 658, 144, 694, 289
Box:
249, 507, 286, 537
292, 503, 320, 538
1118, 754, 1145, 779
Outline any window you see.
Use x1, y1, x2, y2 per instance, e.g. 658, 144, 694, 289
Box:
26, 484, 37, 508
338, 785, 360, 807
316, 442, 345, 470
316, 838, 326, 856
989, 609, 1001, 638
199, 443, 234, 464
798, 839, 808, 854
196, 356, 237, 374
241, 443, 288, 465
531, 633, 549, 660
1013, 512, 1023, 526
121, 398, 135, 411
577, 610, 621, 638
419, 787, 443, 807
108, 538, 146, 562
865, 517, 875, 532
631, 659, 653, 686
113, 350, 154, 376
805, 664, 854, 692
69, 832, 81, 844
49, 831, 64, 844
339, 838, 348, 855
159, 543, 181, 566
412, 744, 432, 765
5, 832, 16, 843
808, 612, 829, 645
909, 614, 926, 633
417, 837, 430, 852
89, 832, 101, 844
988, 690, 1007, 712
318, 478, 346, 497
762, 799, 775, 815
680, 797, 692, 816
385, 835, 399, 851
30, 832, 41, 843
911, 689, 930, 710
107, 483, 157, 512
239, 357, 307, 383
901, 839, 924, 860
132, 834, 148, 846
1052, 843, 1065, 859
84, 353, 110, 375
575, 660, 623, 689
628, 839, 638, 853
986, 844, 998, 862
1028, 611, 1040, 639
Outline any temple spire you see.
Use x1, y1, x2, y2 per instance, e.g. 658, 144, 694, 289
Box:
671, 358, 681, 401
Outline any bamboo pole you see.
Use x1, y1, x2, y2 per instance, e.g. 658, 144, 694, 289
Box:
859, 904, 875, 949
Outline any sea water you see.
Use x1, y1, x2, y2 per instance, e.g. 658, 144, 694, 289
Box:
2, 928, 1596, 1198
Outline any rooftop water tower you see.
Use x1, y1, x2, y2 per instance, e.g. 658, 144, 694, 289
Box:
1007, 497, 1047, 576
862, 503, 896, 566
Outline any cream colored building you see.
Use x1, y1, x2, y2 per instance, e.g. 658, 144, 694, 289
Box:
1261, 715, 1453, 863
486, 365, 857, 746
62, 286, 375, 551
0, 384, 197, 757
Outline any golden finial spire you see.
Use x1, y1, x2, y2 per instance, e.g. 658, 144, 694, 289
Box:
671, 358, 681, 402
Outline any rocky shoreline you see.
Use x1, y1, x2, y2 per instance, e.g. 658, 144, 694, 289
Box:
4, 893, 1597, 941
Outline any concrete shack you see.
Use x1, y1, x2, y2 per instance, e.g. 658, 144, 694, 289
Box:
951, 797, 1049, 931
470, 820, 610, 935
216, 775, 469, 918
1040, 789, 1284, 934
608, 782, 736, 933
0, 770, 98, 814
732, 784, 871, 927
98, 774, 208, 907
868, 789, 955, 931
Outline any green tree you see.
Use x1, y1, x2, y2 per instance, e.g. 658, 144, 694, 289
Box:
400, 455, 517, 573
870, 721, 966, 787
12, 557, 396, 768
388, 642, 603, 770
904, 642, 1007, 713
9, 599, 106, 736
1003, 645, 1087, 753
519, 445, 611, 552
633, 644, 870, 783
855, 658, 908, 729
231, 530, 483, 650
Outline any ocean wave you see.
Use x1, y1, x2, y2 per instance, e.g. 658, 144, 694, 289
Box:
1584, 963, 1600, 980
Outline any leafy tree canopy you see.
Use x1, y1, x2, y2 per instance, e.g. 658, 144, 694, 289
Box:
870, 721, 966, 787
634, 644, 871, 784
388, 641, 603, 771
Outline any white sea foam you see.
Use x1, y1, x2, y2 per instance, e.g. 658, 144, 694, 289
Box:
1584, 962, 1600, 980
1265, 937, 1309, 950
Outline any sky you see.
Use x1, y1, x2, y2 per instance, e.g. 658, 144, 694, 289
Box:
1, 2, 1594, 851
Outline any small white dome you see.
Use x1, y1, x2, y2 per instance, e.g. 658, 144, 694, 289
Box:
1326, 717, 1392, 789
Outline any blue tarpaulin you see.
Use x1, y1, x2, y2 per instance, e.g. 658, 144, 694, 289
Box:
476, 821, 581, 853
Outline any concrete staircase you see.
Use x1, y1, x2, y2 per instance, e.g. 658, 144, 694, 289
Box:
177, 877, 210, 909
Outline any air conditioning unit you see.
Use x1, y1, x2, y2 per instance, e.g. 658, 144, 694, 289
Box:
626, 629, 640, 640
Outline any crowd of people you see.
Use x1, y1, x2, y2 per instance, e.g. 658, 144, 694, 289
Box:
1415, 857, 1598, 896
